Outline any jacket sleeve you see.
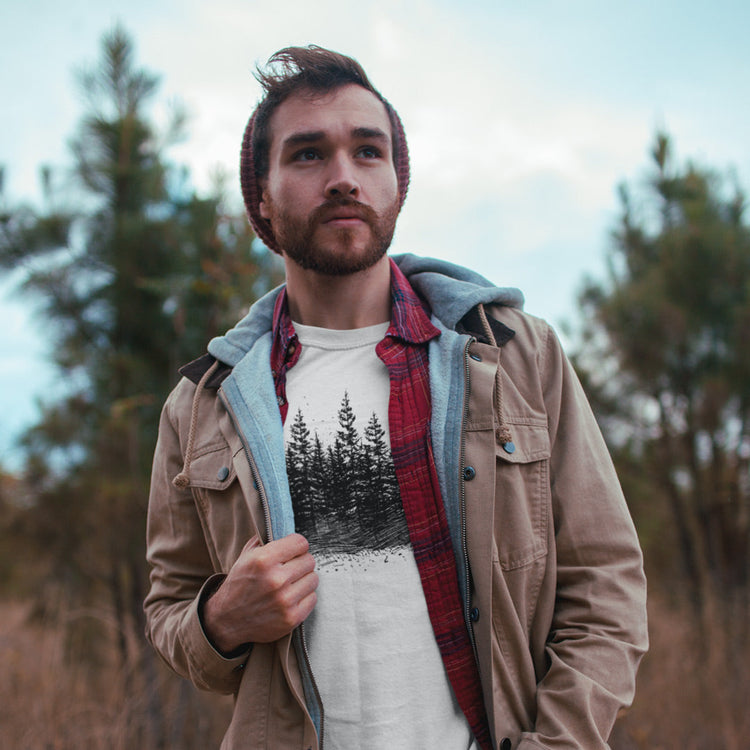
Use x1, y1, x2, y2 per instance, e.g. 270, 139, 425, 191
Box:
143, 386, 250, 694
518, 324, 648, 749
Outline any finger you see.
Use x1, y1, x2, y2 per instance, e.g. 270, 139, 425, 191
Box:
281, 551, 317, 582
234, 534, 305, 571
295, 589, 318, 623
277, 532, 311, 557
282, 585, 318, 629
262, 533, 311, 564
288, 568, 319, 600
241, 535, 261, 554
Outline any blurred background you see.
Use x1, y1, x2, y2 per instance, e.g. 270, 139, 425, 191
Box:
1, 2, 748, 748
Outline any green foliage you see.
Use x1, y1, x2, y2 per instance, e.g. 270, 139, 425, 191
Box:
573, 133, 750, 631
0, 24, 282, 679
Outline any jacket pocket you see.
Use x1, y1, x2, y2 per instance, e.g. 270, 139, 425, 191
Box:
494, 422, 550, 570
187, 441, 255, 572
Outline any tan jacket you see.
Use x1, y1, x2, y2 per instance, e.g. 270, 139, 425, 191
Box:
145, 257, 647, 750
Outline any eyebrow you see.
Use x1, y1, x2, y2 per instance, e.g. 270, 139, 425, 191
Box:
281, 126, 390, 150
282, 130, 326, 148
351, 126, 390, 142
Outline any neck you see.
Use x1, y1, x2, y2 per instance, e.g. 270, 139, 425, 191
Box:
283, 254, 392, 329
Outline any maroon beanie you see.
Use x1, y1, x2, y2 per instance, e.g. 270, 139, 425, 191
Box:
239, 95, 410, 253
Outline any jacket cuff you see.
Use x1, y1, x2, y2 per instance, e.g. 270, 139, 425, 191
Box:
181, 574, 252, 681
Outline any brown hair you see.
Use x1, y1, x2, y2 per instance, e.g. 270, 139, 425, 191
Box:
239, 45, 410, 252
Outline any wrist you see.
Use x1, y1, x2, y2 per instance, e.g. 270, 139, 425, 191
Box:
198, 576, 238, 655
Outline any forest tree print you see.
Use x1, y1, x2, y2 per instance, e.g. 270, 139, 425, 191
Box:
286, 392, 410, 555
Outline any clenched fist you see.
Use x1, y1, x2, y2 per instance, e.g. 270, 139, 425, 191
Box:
202, 533, 318, 653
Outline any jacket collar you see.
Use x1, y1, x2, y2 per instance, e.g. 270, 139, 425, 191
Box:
192, 253, 522, 378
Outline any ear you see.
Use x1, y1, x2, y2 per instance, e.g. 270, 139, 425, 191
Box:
258, 182, 270, 220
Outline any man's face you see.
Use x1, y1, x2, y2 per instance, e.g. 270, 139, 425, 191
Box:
259, 84, 400, 276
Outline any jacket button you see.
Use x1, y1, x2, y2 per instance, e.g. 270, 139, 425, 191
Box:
463, 466, 476, 481
500, 739, 512, 750
470, 607, 480, 622
469, 352, 482, 361
502, 442, 516, 454
217, 466, 230, 481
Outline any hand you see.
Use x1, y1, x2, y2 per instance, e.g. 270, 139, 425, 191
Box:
202, 533, 318, 653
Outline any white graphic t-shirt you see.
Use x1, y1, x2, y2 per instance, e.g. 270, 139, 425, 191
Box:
284, 321, 477, 750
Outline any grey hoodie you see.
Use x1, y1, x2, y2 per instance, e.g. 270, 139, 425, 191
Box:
205, 252, 523, 556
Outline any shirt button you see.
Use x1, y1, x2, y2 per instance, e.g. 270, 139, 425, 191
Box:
277, 394, 286, 406
470, 607, 480, 622
217, 466, 230, 481
463, 466, 476, 481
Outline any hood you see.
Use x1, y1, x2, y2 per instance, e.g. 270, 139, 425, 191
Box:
393, 253, 523, 329
207, 253, 524, 367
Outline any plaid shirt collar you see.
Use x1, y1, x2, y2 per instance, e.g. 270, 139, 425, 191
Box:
271, 257, 439, 380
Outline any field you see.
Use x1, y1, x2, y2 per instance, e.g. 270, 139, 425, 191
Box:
2, 592, 748, 749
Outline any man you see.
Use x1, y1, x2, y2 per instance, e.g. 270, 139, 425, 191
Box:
144, 46, 648, 750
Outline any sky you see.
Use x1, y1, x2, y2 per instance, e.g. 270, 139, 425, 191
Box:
1, 0, 749, 469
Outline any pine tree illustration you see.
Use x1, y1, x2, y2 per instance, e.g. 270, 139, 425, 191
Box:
334, 392, 359, 470
333, 392, 364, 543
308, 434, 328, 542
363, 412, 388, 520
287, 409, 313, 533
286, 394, 411, 554
363, 411, 409, 548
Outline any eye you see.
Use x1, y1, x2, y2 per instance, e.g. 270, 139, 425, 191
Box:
293, 148, 321, 162
357, 145, 383, 159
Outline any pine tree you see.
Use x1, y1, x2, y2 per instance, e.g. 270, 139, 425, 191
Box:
571, 132, 750, 638
287, 409, 313, 533
362, 412, 407, 548
0, 25, 282, 745
362, 413, 388, 522
307, 433, 328, 543
333, 392, 365, 538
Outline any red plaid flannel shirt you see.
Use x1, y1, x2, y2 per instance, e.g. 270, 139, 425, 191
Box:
270, 259, 491, 749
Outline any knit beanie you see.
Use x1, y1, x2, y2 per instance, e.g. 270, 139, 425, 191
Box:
240, 95, 410, 253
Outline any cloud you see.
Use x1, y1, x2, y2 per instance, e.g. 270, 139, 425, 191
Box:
1, 0, 749, 461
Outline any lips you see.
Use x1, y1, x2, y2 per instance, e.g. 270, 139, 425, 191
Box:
313, 199, 375, 228
320, 207, 369, 224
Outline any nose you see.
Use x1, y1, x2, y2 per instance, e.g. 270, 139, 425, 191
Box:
325, 154, 359, 199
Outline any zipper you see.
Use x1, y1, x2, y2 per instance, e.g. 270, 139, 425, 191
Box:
218, 388, 325, 748
460, 337, 479, 663
298, 623, 325, 749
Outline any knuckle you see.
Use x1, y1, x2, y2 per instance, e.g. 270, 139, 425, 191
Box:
255, 545, 274, 567
275, 587, 294, 610
266, 569, 287, 592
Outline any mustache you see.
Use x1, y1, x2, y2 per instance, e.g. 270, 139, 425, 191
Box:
311, 197, 379, 226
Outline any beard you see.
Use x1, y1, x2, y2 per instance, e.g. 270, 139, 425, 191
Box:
267, 196, 399, 276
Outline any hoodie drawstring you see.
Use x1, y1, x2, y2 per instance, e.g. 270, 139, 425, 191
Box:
173, 359, 221, 489
477, 304, 514, 451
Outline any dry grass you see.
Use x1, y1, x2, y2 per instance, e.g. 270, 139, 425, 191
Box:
612, 594, 750, 750
0, 599, 231, 749
2, 593, 748, 749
